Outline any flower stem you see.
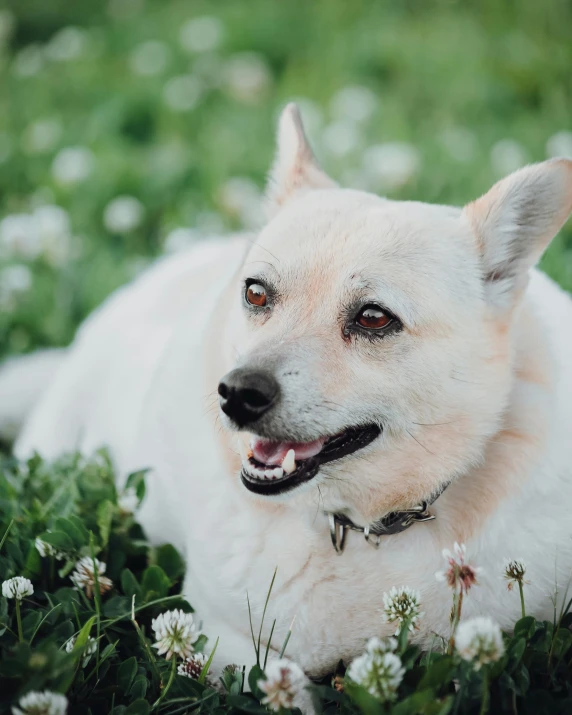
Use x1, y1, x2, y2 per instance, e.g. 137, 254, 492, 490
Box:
479, 671, 489, 715
15, 599, 23, 642
447, 590, 464, 655
153, 656, 177, 711
518, 582, 526, 619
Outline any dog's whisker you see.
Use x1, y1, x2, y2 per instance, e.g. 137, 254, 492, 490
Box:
406, 429, 436, 456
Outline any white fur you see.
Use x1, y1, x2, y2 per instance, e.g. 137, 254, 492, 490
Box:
11, 107, 572, 678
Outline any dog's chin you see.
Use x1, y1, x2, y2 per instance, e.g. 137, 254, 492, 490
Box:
239, 424, 382, 496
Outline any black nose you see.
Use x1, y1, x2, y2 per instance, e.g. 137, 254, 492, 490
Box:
218, 368, 280, 426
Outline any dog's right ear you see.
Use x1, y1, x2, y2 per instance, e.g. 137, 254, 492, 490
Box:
265, 103, 336, 215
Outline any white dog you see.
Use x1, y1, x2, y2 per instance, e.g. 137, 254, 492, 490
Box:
4, 104, 572, 677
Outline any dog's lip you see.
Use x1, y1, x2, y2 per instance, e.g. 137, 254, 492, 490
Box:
240, 424, 382, 496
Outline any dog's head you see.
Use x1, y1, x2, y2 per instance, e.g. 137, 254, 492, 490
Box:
217, 104, 572, 522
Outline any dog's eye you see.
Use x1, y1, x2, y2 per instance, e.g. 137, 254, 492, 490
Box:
246, 283, 267, 307
355, 304, 393, 330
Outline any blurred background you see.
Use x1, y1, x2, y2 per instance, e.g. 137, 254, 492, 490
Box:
0, 0, 571, 358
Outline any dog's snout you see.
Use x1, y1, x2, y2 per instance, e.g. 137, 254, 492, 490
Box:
218, 368, 280, 426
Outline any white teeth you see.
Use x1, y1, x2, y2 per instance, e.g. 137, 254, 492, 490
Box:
242, 460, 285, 481
282, 449, 296, 474
272, 467, 284, 479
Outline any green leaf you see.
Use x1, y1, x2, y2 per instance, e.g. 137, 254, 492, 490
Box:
248, 664, 266, 700
39, 530, 75, 552
345, 681, 384, 715
97, 499, 115, 547
551, 627, 572, 660
418, 655, 455, 689
513, 615, 536, 640
74, 615, 96, 652
506, 637, 526, 672
125, 468, 148, 502
141, 565, 170, 601
152, 543, 185, 582
118, 656, 138, 693
54, 517, 88, 549
129, 673, 149, 699
120, 568, 143, 601
125, 699, 150, 715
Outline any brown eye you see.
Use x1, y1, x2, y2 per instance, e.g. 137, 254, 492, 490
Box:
356, 305, 392, 330
246, 282, 267, 307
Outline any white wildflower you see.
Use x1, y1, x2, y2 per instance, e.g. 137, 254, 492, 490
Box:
504, 558, 527, 590
70, 556, 113, 599
51, 146, 94, 185
177, 652, 212, 682
103, 196, 144, 233
455, 616, 505, 669
439, 126, 478, 164
129, 40, 170, 76
12, 691, 68, 715
22, 118, 62, 155
65, 636, 97, 667
382, 586, 423, 634
180, 16, 224, 54
118, 487, 139, 514
546, 131, 572, 160
45, 27, 87, 62
35, 537, 66, 561
218, 177, 262, 229
224, 53, 271, 104
34, 205, 72, 266
152, 609, 201, 660
362, 142, 420, 191
330, 85, 377, 123
12, 45, 45, 78
322, 119, 361, 158
163, 75, 203, 112
163, 227, 201, 254
347, 637, 404, 702
2, 576, 34, 601
0, 214, 41, 259
436, 542, 483, 594
259, 658, 310, 712
0, 265, 32, 310
490, 139, 528, 176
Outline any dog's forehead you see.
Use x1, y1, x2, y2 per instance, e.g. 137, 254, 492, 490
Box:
253, 190, 478, 309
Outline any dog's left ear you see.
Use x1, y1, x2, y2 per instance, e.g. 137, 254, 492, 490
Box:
463, 159, 572, 308
265, 103, 336, 214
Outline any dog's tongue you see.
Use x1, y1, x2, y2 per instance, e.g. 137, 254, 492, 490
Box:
250, 436, 327, 466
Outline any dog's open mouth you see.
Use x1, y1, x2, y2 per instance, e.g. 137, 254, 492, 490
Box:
240, 424, 381, 495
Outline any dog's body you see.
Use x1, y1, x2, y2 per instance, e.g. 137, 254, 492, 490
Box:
8, 106, 572, 677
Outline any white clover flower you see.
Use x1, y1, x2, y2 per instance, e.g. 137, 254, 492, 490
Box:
51, 146, 94, 185
504, 558, 527, 590
330, 85, 377, 123
362, 142, 420, 191
439, 126, 478, 164
177, 652, 212, 682
118, 487, 139, 514
129, 40, 170, 76
322, 119, 361, 158
65, 635, 97, 667
152, 609, 201, 660
259, 658, 310, 712
218, 177, 262, 229
546, 131, 572, 160
0, 265, 32, 310
12, 691, 68, 715
490, 139, 528, 176
0, 214, 41, 259
23, 118, 62, 155
103, 196, 144, 233
2, 576, 34, 601
35, 537, 66, 561
347, 637, 404, 702
382, 586, 423, 634
34, 205, 72, 266
180, 16, 224, 54
45, 27, 87, 62
163, 75, 203, 112
224, 53, 271, 104
436, 542, 483, 594
70, 556, 113, 599
455, 616, 504, 670
12, 45, 45, 78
